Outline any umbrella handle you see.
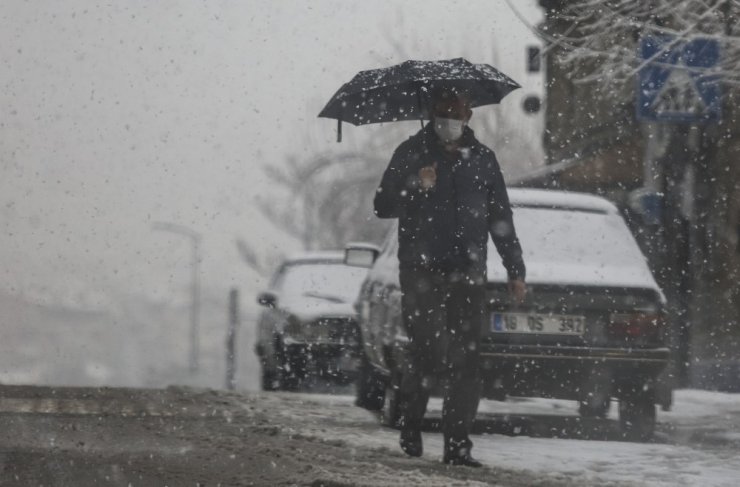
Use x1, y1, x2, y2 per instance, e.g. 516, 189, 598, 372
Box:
416, 84, 428, 152
416, 85, 425, 131
337, 118, 342, 143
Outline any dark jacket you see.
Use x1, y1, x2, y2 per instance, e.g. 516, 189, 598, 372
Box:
374, 124, 525, 283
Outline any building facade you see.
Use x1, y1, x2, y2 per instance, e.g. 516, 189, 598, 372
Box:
533, 0, 740, 388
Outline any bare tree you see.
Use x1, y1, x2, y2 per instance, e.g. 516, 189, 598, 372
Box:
531, 0, 740, 385
256, 147, 390, 251
550, 0, 739, 86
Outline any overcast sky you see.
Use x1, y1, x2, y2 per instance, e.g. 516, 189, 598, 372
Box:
0, 0, 543, 309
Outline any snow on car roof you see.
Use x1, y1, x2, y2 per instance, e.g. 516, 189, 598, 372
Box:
508, 188, 618, 214
283, 250, 345, 264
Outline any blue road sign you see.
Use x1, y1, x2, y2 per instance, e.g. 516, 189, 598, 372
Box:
637, 35, 721, 123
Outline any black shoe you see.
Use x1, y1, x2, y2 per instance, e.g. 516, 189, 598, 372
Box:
443, 451, 482, 468
399, 429, 423, 457
443, 438, 482, 467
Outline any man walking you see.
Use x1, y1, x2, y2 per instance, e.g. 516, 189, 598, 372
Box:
373, 88, 526, 466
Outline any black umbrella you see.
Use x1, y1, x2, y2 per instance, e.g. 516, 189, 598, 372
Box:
318, 57, 520, 141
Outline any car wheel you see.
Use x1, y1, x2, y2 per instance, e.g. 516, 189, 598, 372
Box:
579, 368, 611, 418
335, 370, 355, 386
381, 367, 403, 429
578, 394, 611, 418
257, 343, 278, 391
278, 363, 301, 391
354, 353, 385, 411
619, 388, 656, 441
318, 357, 344, 385
274, 337, 300, 391
261, 365, 278, 391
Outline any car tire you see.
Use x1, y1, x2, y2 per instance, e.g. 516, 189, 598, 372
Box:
274, 337, 300, 391
579, 368, 611, 418
278, 362, 301, 391
257, 343, 279, 391
381, 367, 403, 429
578, 395, 611, 418
354, 353, 385, 411
261, 365, 278, 391
619, 389, 656, 442
335, 370, 355, 386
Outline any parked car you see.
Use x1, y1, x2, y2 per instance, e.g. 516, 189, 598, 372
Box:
346, 188, 672, 441
255, 251, 368, 390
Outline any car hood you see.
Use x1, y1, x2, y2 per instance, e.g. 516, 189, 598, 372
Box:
278, 295, 357, 322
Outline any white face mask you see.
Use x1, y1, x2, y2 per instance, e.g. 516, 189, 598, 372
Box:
433, 117, 465, 142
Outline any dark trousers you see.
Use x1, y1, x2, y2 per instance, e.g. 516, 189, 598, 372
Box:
398, 268, 486, 449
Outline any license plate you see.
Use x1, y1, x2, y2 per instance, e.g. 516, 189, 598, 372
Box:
490, 312, 586, 335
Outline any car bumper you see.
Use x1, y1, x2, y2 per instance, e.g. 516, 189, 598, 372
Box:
478, 344, 671, 401
480, 344, 670, 364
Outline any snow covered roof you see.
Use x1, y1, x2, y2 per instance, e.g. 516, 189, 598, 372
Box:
508, 188, 618, 214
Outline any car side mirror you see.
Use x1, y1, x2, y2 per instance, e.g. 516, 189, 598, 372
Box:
257, 291, 278, 308
344, 242, 380, 268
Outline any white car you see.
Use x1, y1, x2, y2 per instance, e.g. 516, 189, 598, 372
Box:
255, 251, 368, 390
347, 188, 672, 441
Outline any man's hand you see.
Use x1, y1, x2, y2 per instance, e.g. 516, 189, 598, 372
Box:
419, 163, 437, 190
508, 279, 527, 306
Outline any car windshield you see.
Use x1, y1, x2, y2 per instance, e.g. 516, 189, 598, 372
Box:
276, 262, 366, 303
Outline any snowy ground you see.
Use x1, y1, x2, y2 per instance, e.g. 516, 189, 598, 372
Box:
2, 383, 740, 486
250, 389, 740, 487
3, 292, 740, 485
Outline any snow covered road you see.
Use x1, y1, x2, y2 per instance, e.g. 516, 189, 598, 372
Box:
250, 389, 740, 486
3, 385, 739, 486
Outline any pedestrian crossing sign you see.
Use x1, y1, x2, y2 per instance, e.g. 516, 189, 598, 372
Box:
637, 35, 721, 123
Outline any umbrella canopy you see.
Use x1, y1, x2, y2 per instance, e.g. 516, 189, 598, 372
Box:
318, 58, 521, 132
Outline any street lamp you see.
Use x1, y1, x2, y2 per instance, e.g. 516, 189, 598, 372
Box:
152, 221, 201, 373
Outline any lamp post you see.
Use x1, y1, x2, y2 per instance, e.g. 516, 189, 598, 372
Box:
152, 221, 201, 373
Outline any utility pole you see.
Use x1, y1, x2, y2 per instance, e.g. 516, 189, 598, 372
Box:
225, 288, 240, 390
659, 125, 693, 387
152, 221, 202, 373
